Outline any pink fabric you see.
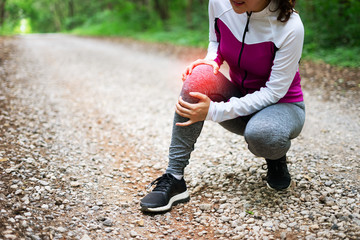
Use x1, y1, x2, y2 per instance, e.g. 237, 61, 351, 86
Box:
214, 19, 303, 103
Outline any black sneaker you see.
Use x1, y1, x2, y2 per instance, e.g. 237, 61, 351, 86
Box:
265, 156, 292, 191
140, 173, 190, 212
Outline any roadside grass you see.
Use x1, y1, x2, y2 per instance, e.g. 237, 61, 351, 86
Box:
70, 19, 209, 49
302, 44, 360, 68
71, 21, 360, 69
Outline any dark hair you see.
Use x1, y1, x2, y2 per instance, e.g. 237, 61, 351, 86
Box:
271, 0, 297, 22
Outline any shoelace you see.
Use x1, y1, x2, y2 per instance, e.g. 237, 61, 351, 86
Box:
146, 174, 174, 191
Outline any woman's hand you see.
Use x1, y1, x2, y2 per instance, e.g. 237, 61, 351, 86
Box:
182, 59, 219, 81
175, 92, 211, 127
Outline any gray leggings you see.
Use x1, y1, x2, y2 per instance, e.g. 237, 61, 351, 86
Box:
166, 65, 305, 175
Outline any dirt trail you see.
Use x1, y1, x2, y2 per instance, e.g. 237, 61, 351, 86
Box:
0, 34, 359, 240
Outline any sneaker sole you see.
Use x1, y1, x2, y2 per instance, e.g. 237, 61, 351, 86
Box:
266, 179, 292, 191
141, 190, 190, 212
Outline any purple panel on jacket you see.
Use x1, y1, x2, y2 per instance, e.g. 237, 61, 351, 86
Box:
214, 19, 303, 103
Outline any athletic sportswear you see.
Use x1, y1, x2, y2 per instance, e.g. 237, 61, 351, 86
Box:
140, 173, 190, 212
166, 65, 305, 175
204, 0, 304, 122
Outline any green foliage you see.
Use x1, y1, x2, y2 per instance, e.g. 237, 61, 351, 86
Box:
296, 0, 360, 67
303, 45, 360, 68
133, 27, 208, 48
13, 18, 31, 33
1, 0, 359, 67
70, 0, 209, 47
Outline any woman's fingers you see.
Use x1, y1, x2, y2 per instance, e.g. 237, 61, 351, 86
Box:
175, 94, 210, 126
182, 59, 212, 81
175, 102, 191, 117
182, 67, 190, 81
212, 63, 219, 74
175, 97, 194, 119
188, 60, 200, 75
189, 92, 207, 101
178, 96, 193, 109
176, 120, 194, 127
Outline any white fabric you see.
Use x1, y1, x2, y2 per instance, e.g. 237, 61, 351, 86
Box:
204, 0, 304, 122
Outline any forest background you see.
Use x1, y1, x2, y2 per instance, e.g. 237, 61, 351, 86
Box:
0, 0, 359, 68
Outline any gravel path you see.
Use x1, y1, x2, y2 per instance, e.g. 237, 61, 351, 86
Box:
0, 34, 359, 240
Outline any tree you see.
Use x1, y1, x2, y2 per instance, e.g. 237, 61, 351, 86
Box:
0, 0, 6, 27
153, 0, 169, 21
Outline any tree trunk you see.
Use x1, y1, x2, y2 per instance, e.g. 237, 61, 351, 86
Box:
186, 0, 193, 28
51, 2, 62, 31
0, 0, 6, 27
154, 0, 169, 21
68, 0, 74, 29
69, 0, 74, 18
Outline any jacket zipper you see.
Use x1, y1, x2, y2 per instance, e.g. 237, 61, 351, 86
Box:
237, 11, 252, 94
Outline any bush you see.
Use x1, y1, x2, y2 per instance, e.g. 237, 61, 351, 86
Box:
297, 0, 360, 48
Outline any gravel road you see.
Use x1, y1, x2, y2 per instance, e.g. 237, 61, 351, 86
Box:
0, 34, 359, 240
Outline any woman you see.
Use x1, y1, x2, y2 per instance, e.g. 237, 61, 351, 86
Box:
140, 0, 305, 213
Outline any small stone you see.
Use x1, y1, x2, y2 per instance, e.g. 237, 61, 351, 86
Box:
204, 193, 212, 198
55, 197, 63, 205
279, 223, 287, 229
253, 226, 260, 232
70, 181, 81, 187
289, 222, 297, 227
324, 180, 333, 186
41, 204, 49, 210
198, 231, 207, 236
103, 218, 113, 227
199, 204, 212, 211
331, 223, 339, 230
326, 198, 336, 206
54, 234, 63, 239
310, 224, 319, 231
300, 210, 309, 216
21, 220, 28, 228
4, 235, 17, 240
70, 176, 78, 181
137, 219, 144, 227
31, 235, 41, 240
38, 180, 49, 186
263, 221, 273, 228
91, 206, 100, 211
319, 195, 326, 204
246, 218, 255, 224
80, 234, 92, 240
298, 179, 308, 189
56, 227, 67, 233
5, 168, 13, 174
15, 189, 23, 195
130, 231, 138, 237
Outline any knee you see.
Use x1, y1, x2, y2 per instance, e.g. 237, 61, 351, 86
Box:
187, 64, 214, 83
244, 127, 290, 159
181, 65, 216, 102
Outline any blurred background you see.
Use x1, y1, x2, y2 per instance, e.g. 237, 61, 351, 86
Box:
0, 0, 359, 67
